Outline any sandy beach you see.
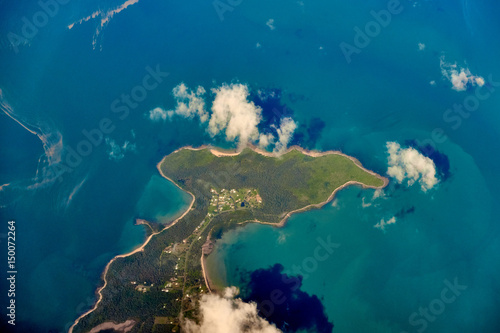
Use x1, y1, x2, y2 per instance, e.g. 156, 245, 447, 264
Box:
200, 253, 213, 293
69, 144, 387, 332
87, 320, 136, 333
169, 145, 388, 297
68, 164, 195, 333
172, 144, 388, 187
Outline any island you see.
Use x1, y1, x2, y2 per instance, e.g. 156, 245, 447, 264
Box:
70, 146, 387, 333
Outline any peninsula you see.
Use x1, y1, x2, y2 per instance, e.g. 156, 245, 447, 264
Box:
70, 146, 387, 333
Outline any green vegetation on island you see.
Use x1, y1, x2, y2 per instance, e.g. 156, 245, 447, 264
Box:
71, 146, 386, 333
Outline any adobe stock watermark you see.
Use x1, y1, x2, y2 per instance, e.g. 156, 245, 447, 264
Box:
339, 0, 403, 64
47, 65, 169, 181
213, 0, 243, 21
7, 0, 71, 53
401, 277, 467, 333
413, 74, 500, 157
258, 236, 340, 318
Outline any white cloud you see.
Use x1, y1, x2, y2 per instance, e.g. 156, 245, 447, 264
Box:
266, 19, 275, 30
273, 117, 297, 154
258, 132, 275, 148
148, 84, 207, 122
209, 83, 263, 147
372, 189, 385, 200
170, 83, 208, 122
148, 83, 296, 152
440, 57, 485, 91
418, 43, 425, 51
148, 107, 172, 122
361, 197, 372, 208
68, 0, 141, 49
429, 80, 436, 86
386, 141, 438, 191
183, 287, 281, 333
362, 189, 386, 208
374, 216, 397, 231
105, 137, 137, 161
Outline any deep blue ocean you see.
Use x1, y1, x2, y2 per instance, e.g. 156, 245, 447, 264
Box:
1, 0, 500, 332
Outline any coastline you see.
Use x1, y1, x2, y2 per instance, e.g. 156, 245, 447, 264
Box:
169, 145, 388, 297
68, 163, 195, 333
239, 180, 384, 228
200, 253, 213, 293
171, 144, 388, 188
69, 144, 387, 332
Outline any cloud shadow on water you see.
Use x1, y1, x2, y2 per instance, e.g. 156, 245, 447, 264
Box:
240, 264, 334, 333
251, 88, 325, 150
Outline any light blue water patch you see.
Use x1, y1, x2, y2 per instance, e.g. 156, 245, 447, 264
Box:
135, 174, 192, 224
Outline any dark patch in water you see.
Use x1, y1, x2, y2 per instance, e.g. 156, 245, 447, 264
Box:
307, 222, 317, 233
291, 117, 326, 149
395, 206, 416, 219
295, 29, 304, 38
405, 140, 451, 181
252, 88, 294, 136
287, 92, 307, 104
242, 264, 334, 333
251, 88, 325, 149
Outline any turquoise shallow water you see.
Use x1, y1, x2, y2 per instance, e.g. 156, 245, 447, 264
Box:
206, 138, 498, 332
0, 0, 500, 331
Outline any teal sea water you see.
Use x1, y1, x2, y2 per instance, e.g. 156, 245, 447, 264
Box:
1, 0, 500, 332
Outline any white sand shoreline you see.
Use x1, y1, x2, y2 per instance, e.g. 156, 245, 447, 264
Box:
169, 145, 388, 294
87, 319, 136, 333
69, 144, 387, 332
68, 163, 195, 333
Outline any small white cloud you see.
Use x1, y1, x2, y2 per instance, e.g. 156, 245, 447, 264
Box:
374, 216, 397, 231
68, 0, 141, 49
256, 42, 262, 49
258, 132, 275, 148
386, 141, 438, 191
418, 43, 425, 51
429, 80, 436, 86
266, 19, 275, 30
256, 89, 277, 101
105, 137, 136, 161
277, 232, 287, 244
272, 117, 297, 154
372, 189, 385, 200
362, 189, 385, 208
149, 84, 207, 122
148, 107, 171, 122
475, 76, 485, 86
183, 287, 281, 333
361, 197, 372, 208
171, 83, 208, 122
440, 57, 485, 91
209, 83, 263, 147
